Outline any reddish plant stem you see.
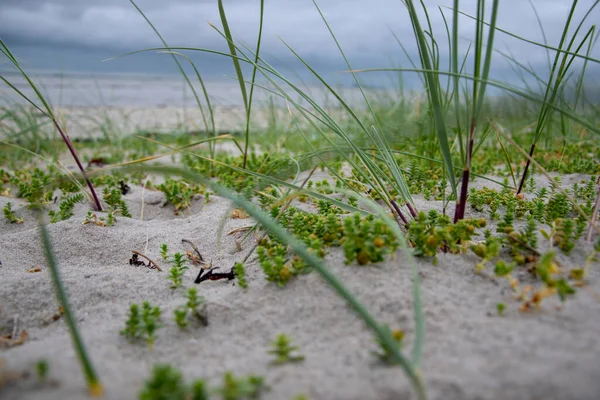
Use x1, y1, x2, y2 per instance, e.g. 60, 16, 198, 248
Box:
390, 200, 409, 228
516, 143, 536, 195
405, 202, 418, 218
453, 118, 476, 223
52, 119, 103, 211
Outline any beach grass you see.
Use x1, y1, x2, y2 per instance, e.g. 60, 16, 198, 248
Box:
0, 0, 599, 398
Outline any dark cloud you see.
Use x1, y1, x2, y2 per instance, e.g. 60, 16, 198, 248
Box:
0, 0, 598, 85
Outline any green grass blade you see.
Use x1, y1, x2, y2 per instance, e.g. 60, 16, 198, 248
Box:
38, 217, 103, 396
453, 3, 600, 64
160, 51, 215, 135
242, 0, 265, 169
403, 0, 457, 198
128, 0, 216, 162
217, 0, 248, 112
1, 40, 103, 211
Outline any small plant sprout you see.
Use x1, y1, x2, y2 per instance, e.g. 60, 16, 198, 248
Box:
268, 333, 305, 365
372, 325, 404, 365
138, 364, 188, 400
496, 303, 506, 316
218, 371, 266, 400
160, 243, 169, 260
120, 304, 142, 341
141, 302, 162, 349
174, 288, 207, 329
120, 301, 162, 349
3, 202, 23, 224
233, 262, 248, 289
102, 186, 131, 225
168, 252, 189, 289
173, 307, 189, 329
35, 359, 49, 382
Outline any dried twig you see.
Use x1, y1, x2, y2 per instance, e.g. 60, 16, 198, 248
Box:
181, 239, 205, 264
130, 250, 162, 272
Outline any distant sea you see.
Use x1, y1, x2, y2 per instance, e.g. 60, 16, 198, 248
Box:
0, 70, 396, 109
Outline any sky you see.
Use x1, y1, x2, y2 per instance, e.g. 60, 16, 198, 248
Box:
0, 0, 599, 89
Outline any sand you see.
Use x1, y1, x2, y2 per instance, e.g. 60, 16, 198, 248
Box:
1, 173, 600, 400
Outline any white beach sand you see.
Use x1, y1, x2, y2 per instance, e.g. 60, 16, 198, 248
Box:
1, 172, 600, 400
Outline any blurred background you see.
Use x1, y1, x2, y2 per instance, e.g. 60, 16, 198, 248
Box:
1, 0, 598, 108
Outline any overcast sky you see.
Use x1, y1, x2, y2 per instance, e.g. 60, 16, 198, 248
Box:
1, 0, 599, 88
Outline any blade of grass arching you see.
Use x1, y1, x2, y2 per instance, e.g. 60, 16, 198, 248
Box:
528, 0, 552, 71
128, 0, 217, 169
217, 0, 248, 112
570, 25, 595, 120
535, 21, 594, 145
125, 135, 366, 215
516, 2, 595, 194
38, 218, 102, 396
215, 40, 398, 205
1, 40, 103, 211
0, 77, 47, 115
403, 0, 457, 199
453, 2, 600, 65
492, 125, 517, 189
309, 0, 414, 207
390, 29, 425, 87
221, 39, 408, 209
160, 51, 215, 136
557, 25, 596, 138
242, 0, 265, 169
496, 49, 547, 89
271, 40, 412, 208
345, 191, 425, 370
124, 164, 427, 400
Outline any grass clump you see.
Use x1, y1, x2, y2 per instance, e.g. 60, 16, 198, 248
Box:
173, 288, 207, 329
